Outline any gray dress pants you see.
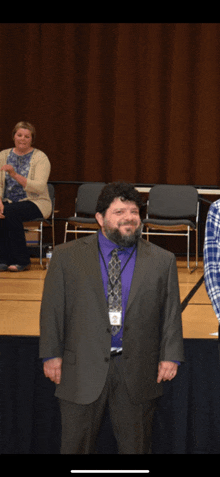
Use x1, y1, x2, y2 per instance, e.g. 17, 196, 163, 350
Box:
59, 354, 157, 454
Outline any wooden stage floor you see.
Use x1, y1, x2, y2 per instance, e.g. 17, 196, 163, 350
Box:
0, 258, 218, 339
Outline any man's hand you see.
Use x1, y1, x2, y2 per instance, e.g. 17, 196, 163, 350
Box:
157, 361, 178, 383
43, 357, 62, 384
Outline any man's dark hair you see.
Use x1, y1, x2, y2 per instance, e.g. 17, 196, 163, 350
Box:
96, 181, 143, 216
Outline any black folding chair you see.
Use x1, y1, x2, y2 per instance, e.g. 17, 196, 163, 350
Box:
142, 185, 199, 272
64, 182, 105, 242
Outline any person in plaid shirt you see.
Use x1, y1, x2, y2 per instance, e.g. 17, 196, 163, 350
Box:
204, 200, 220, 323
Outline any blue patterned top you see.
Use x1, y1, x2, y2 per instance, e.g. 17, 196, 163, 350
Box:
3, 149, 34, 202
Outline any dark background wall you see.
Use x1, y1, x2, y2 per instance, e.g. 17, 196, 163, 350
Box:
0, 23, 219, 249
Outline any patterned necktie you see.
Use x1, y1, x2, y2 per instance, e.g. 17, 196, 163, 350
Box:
108, 248, 122, 336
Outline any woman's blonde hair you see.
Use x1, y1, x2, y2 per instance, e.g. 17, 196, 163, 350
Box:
12, 121, 36, 144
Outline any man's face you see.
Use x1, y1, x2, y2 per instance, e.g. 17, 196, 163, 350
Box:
96, 198, 142, 247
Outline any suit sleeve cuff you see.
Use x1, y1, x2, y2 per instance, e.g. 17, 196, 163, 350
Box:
42, 357, 56, 363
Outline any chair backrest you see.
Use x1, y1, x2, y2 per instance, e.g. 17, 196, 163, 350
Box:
76, 182, 106, 215
48, 183, 55, 214
148, 185, 198, 219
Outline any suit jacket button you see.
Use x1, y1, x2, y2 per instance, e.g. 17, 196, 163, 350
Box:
107, 328, 111, 333
104, 357, 109, 362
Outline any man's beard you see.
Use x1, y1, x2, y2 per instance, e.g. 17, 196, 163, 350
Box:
103, 220, 143, 247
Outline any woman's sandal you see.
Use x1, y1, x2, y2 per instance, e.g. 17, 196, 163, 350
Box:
8, 264, 31, 272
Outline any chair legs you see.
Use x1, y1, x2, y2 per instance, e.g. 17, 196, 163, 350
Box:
64, 221, 68, 243
24, 221, 54, 267
144, 226, 198, 273
39, 222, 43, 267
187, 227, 198, 274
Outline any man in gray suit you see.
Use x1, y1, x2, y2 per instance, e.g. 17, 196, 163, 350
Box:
40, 182, 184, 454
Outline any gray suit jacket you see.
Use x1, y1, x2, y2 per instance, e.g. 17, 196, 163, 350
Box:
39, 234, 184, 405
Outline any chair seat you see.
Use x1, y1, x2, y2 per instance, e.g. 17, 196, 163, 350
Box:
143, 218, 196, 229
66, 217, 100, 231
23, 218, 51, 228
67, 217, 97, 224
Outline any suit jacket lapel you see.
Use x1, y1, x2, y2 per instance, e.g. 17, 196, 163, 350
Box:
126, 238, 151, 313
82, 234, 109, 315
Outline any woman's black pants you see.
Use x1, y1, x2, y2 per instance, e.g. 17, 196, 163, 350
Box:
0, 201, 43, 266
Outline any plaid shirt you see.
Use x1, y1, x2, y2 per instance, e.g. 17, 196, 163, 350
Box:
204, 199, 220, 322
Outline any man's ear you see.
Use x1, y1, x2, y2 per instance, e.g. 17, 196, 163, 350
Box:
95, 212, 104, 228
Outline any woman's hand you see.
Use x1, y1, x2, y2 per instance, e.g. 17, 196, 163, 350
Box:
0, 198, 5, 218
0, 164, 27, 188
0, 164, 16, 178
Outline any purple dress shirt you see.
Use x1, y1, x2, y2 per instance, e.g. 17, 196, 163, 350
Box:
98, 230, 137, 349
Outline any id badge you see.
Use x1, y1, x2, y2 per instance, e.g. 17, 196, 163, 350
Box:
109, 311, 122, 326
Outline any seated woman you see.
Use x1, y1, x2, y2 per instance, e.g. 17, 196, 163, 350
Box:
0, 121, 52, 271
